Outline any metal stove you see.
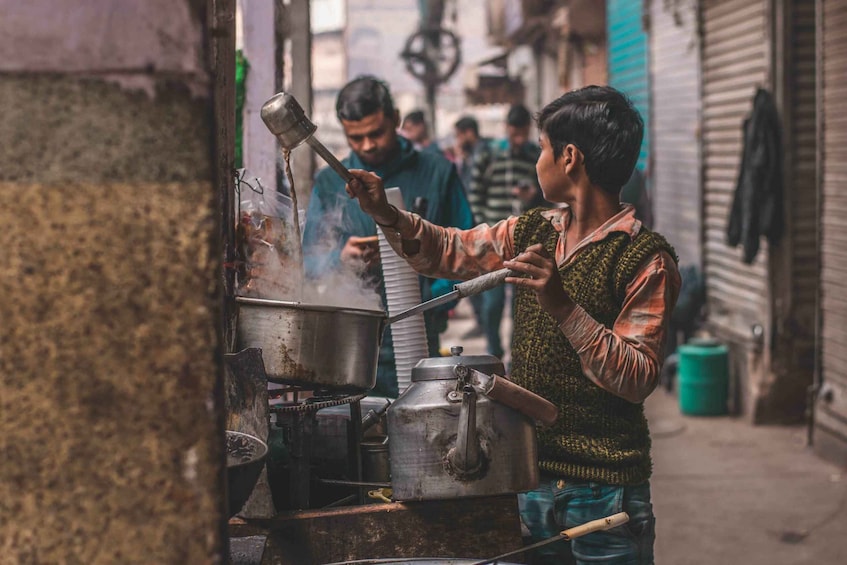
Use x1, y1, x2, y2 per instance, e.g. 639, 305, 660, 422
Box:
267, 384, 369, 510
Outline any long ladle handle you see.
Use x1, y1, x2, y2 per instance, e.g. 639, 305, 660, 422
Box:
386, 268, 517, 326
453, 268, 515, 298
305, 136, 355, 183
470, 512, 630, 565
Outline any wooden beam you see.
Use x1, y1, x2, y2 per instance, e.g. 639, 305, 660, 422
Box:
230, 495, 526, 564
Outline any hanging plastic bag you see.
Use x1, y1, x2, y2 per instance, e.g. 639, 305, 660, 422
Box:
234, 169, 303, 300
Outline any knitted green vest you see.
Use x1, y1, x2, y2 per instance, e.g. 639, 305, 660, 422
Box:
511, 209, 677, 485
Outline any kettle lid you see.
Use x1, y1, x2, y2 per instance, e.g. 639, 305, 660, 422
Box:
411, 346, 506, 382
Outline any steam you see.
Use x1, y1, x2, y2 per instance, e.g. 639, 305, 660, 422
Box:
235, 167, 383, 312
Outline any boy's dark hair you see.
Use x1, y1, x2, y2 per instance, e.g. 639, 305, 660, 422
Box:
402, 110, 426, 126
336, 75, 396, 121
454, 116, 479, 136
507, 104, 532, 128
537, 85, 643, 195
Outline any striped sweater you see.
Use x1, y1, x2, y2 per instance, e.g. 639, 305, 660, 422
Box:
469, 142, 541, 225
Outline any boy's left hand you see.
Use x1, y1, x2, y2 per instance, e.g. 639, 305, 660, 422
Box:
504, 244, 575, 325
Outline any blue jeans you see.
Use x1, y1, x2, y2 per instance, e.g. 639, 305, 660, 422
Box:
518, 477, 655, 565
478, 285, 505, 358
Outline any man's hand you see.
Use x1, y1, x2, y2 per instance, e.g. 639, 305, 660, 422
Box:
504, 243, 575, 325
346, 169, 396, 225
340, 235, 380, 270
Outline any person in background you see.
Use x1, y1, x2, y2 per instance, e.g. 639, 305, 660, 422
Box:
453, 116, 492, 197
345, 85, 680, 565
467, 103, 545, 359
302, 76, 473, 398
452, 115, 493, 338
400, 109, 442, 156
620, 167, 653, 229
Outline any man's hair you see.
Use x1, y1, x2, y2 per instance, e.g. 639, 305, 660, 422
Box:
336, 75, 396, 121
537, 85, 644, 195
454, 116, 479, 136
507, 104, 532, 128
402, 110, 426, 127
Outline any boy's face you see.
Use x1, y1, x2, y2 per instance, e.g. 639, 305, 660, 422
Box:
341, 110, 400, 167
536, 133, 569, 203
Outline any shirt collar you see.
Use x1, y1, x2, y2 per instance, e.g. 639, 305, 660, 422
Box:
541, 203, 642, 245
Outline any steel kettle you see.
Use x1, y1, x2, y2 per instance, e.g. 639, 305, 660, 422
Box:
387, 347, 540, 501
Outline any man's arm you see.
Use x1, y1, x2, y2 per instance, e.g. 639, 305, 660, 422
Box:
443, 165, 475, 230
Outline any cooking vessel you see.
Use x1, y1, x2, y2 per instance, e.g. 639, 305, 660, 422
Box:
235, 268, 515, 390
226, 430, 268, 517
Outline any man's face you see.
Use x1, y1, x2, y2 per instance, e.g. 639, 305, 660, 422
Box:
341, 111, 400, 167
507, 125, 530, 151
400, 121, 427, 145
454, 128, 476, 152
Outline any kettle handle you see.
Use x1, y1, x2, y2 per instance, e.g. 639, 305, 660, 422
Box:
484, 375, 559, 427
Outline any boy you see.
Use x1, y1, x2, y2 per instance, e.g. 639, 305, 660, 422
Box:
346, 86, 680, 564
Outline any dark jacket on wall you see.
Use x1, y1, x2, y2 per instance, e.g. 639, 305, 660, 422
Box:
727, 88, 784, 264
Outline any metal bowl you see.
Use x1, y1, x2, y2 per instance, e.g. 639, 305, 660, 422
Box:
226, 430, 269, 517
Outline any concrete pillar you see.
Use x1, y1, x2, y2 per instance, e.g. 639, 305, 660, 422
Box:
0, 1, 228, 562
288, 0, 316, 211
241, 0, 278, 192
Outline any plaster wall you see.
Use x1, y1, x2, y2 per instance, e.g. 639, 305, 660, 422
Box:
0, 1, 226, 563
240, 0, 278, 191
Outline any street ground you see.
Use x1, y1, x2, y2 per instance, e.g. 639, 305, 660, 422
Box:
441, 298, 847, 565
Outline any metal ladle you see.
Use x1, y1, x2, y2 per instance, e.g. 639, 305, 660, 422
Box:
260, 92, 354, 183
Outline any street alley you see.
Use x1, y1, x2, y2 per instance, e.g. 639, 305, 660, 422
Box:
442, 300, 847, 565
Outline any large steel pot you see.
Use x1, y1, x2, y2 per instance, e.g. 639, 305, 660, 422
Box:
235, 269, 516, 391
236, 298, 386, 390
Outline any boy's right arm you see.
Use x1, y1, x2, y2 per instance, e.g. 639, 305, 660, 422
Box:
346, 169, 518, 281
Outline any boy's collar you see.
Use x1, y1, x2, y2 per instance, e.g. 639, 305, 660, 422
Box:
542, 204, 641, 241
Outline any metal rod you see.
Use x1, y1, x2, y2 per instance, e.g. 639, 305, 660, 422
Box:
386, 289, 459, 325
305, 136, 354, 182
316, 478, 392, 488
469, 512, 629, 565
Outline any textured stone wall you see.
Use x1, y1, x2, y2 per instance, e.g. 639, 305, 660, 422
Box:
0, 2, 227, 563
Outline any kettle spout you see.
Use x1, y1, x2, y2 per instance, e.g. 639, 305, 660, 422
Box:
449, 385, 482, 475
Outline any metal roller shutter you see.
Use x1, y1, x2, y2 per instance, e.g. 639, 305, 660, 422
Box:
700, 0, 770, 339
608, 0, 650, 171
784, 0, 819, 397
815, 0, 847, 465
649, 0, 701, 268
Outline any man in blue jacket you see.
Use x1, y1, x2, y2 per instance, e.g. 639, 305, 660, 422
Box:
302, 75, 474, 397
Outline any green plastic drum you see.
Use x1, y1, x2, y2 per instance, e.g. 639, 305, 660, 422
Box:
677, 339, 729, 416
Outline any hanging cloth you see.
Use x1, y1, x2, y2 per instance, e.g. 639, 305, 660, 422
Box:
726, 88, 784, 264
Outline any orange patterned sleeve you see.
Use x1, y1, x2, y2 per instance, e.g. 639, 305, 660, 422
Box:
558, 251, 681, 403
379, 210, 520, 280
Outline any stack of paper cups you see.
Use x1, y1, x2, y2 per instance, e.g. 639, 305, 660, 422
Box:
378, 188, 429, 394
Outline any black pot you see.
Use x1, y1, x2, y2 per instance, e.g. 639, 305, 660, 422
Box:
226, 430, 268, 517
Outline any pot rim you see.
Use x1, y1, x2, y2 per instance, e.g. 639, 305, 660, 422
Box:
225, 430, 269, 469
235, 296, 385, 318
